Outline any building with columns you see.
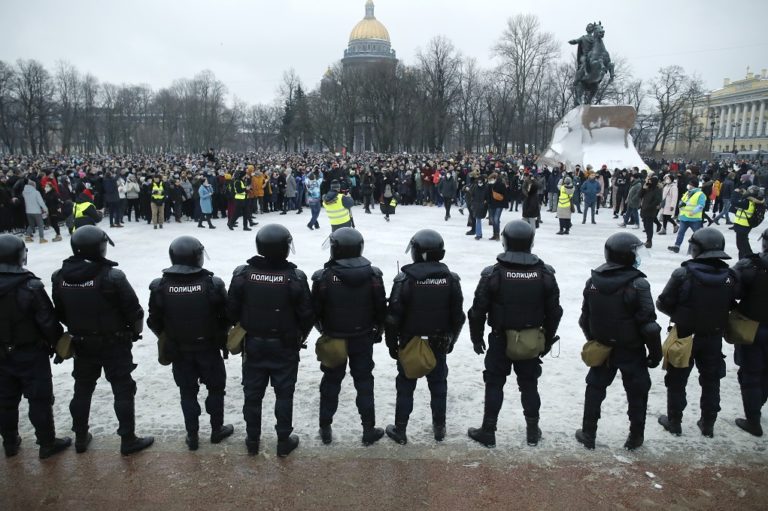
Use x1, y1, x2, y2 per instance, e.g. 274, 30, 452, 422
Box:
709, 69, 768, 154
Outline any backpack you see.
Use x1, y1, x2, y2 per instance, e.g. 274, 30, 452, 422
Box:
749, 202, 765, 228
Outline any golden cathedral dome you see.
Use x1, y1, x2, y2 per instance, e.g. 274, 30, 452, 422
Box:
349, 1, 390, 42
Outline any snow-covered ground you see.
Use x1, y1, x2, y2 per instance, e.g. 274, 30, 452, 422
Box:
14, 204, 767, 463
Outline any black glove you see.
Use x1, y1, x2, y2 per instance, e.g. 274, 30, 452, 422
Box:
372, 328, 383, 344
646, 354, 662, 368
473, 340, 486, 355
542, 335, 560, 356
388, 346, 399, 360
53, 355, 64, 365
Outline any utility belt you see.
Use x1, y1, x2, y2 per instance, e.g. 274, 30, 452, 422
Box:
244, 334, 303, 356
401, 334, 451, 353
71, 331, 132, 356
0, 339, 44, 360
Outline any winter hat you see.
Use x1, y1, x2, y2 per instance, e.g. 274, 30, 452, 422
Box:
688, 177, 699, 187
331, 180, 341, 191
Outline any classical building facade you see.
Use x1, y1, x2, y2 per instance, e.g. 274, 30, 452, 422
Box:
709, 69, 768, 154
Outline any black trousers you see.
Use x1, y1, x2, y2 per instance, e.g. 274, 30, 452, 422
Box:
394, 351, 448, 426
483, 334, 542, 421
664, 334, 725, 421
584, 355, 651, 426
0, 347, 56, 445
228, 201, 248, 229
242, 337, 299, 441
171, 348, 227, 433
70, 342, 137, 437
735, 323, 768, 421
734, 224, 753, 260
319, 338, 375, 427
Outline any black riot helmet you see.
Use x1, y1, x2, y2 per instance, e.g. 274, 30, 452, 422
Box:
0, 234, 27, 267
256, 224, 294, 261
761, 228, 768, 254
689, 227, 730, 260
169, 236, 205, 268
71, 226, 114, 261
329, 227, 363, 260
604, 232, 644, 267
406, 229, 445, 263
502, 220, 535, 253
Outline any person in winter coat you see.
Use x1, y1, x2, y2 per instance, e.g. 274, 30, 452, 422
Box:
380, 176, 397, 221
487, 173, 507, 241
124, 175, 140, 222
659, 175, 679, 235
197, 181, 215, 229
639, 176, 662, 248
305, 173, 323, 230
668, 177, 706, 254
581, 174, 601, 224
555, 177, 575, 235
43, 183, 63, 242
102, 173, 121, 228
437, 171, 458, 221
323, 180, 354, 231
22, 180, 48, 243
713, 173, 736, 225
619, 175, 642, 228
282, 171, 297, 214
546, 168, 561, 212
521, 172, 540, 230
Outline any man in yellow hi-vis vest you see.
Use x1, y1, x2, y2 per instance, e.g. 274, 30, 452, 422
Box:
733, 185, 766, 259
323, 180, 354, 232
150, 175, 166, 230
668, 176, 705, 254
72, 191, 102, 233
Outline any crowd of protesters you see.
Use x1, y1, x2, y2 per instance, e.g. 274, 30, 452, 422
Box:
1, 150, 765, 255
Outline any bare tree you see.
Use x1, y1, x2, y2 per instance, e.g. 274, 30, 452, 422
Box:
0, 61, 19, 153
13, 59, 55, 154
417, 36, 463, 151
649, 65, 694, 154
54, 61, 83, 153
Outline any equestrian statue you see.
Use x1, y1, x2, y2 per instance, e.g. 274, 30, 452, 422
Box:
569, 22, 615, 107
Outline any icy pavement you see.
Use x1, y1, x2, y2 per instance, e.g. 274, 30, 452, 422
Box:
11, 204, 768, 464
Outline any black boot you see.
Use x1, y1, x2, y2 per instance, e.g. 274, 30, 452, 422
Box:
362, 425, 385, 446
245, 436, 260, 455
624, 423, 645, 451
210, 424, 234, 444
186, 432, 199, 451
468, 417, 496, 448
39, 437, 72, 459
75, 432, 92, 453
3, 434, 21, 457
697, 417, 715, 438
276, 434, 299, 457
465, 230, 476, 236
735, 417, 763, 437
120, 434, 154, 455
319, 424, 333, 445
658, 414, 682, 436
526, 417, 542, 446
385, 423, 408, 445
433, 422, 446, 442
575, 421, 597, 450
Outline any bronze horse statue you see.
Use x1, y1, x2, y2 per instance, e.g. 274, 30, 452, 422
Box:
571, 23, 615, 107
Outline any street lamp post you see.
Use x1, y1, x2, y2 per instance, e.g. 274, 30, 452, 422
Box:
731, 121, 742, 156
709, 111, 719, 154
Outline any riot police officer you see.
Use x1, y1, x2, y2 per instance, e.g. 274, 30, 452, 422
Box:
147, 236, 233, 450
0, 235, 71, 459
467, 221, 563, 447
52, 226, 153, 455
311, 228, 387, 446
657, 227, 739, 438
384, 229, 465, 444
576, 232, 662, 450
731, 228, 768, 436
226, 225, 314, 456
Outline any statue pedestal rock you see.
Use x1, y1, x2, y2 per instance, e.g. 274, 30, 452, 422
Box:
538, 105, 647, 171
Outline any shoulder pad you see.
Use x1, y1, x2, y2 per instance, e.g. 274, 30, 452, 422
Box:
450, 272, 461, 282
211, 276, 226, 288
24, 277, 44, 291
311, 269, 325, 282
232, 265, 248, 277
480, 265, 495, 278
632, 277, 651, 291
671, 267, 688, 279
370, 266, 383, 278
148, 277, 163, 291
542, 264, 557, 276
294, 269, 308, 281
108, 268, 127, 282
393, 272, 408, 283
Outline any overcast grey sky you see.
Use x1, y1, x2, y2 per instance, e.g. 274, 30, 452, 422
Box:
2, 0, 767, 105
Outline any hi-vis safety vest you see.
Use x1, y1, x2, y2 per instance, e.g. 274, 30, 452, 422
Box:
152, 183, 165, 201
74, 201, 93, 219
734, 200, 756, 228
558, 186, 572, 208
323, 197, 351, 226
234, 181, 246, 200
679, 190, 703, 220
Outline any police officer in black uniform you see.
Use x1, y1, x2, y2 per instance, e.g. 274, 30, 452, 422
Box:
384, 229, 465, 444
311, 228, 387, 446
226, 225, 314, 456
467, 221, 563, 448
732, 228, 768, 436
657, 227, 739, 438
576, 232, 662, 450
0, 235, 71, 459
52, 226, 153, 455
147, 236, 233, 451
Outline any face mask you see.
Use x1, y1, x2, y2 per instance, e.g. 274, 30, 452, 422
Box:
687, 184, 693, 190
447, 173, 452, 178
633, 255, 641, 269
489, 180, 496, 185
